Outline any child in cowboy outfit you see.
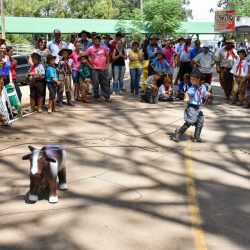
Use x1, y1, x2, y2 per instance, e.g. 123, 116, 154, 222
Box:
174, 68, 211, 142
58, 48, 74, 106
230, 48, 249, 105
27, 53, 45, 113
46, 54, 59, 114
78, 55, 92, 103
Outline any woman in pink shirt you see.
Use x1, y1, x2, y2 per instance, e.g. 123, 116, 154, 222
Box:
70, 41, 82, 101
162, 40, 177, 81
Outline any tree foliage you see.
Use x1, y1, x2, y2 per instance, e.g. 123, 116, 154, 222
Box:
217, 0, 250, 16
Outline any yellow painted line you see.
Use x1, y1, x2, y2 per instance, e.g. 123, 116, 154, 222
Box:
184, 130, 208, 250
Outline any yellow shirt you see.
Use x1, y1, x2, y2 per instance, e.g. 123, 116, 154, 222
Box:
129, 50, 143, 69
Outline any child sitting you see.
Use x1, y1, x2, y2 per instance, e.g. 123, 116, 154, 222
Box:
150, 50, 169, 87
58, 48, 74, 106
46, 54, 59, 114
141, 73, 161, 104
177, 73, 192, 100
158, 76, 174, 101
78, 55, 92, 103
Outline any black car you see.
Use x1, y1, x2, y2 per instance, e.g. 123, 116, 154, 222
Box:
12, 55, 30, 84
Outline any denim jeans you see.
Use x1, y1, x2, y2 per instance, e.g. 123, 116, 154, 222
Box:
113, 65, 125, 92
130, 68, 142, 94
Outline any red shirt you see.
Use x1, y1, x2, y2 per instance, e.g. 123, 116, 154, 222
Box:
9, 57, 17, 80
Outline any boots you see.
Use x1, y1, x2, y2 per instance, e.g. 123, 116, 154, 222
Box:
192, 126, 202, 142
66, 92, 74, 106
175, 122, 190, 142
58, 92, 63, 107
30, 97, 35, 112
37, 97, 43, 113
82, 91, 89, 103
48, 100, 53, 114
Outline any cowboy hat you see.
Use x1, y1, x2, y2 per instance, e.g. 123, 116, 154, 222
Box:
203, 43, 210, 48
102, 34, 113, 40
150, 35, 159, 40
78, 30, 91, 38
225, 39, 235, 44
31, 52, 41, 61
190, 68, 202, 78
58, 48, 72, 56
115, 31, 123, 38
237, 48, 247, 57
46, 54, 57, 63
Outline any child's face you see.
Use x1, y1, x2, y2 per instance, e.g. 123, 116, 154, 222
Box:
49, 58, 56, 66
81, 58, 87, 64
32, 58, 39, 65
154, 74, 161, 81
157, 54, 163, 60
62, 51, 69, 59
190, 76, 200, 86
184, 77, 189, 84
239, 52, 245, 60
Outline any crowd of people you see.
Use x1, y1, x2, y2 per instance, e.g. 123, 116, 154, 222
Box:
0, 29, 250, 122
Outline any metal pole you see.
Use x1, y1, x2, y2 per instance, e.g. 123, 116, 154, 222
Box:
0, 0, 6, 39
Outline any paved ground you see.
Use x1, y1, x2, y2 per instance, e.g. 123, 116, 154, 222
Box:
0, 75, 249, 250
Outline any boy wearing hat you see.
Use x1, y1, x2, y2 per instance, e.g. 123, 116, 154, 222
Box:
175, 68, 210, 142
46, 54, 59, 114
28, 52, 45, 113
78, 55, 91, 103
215, 39, 238, 99
230, 49, 249, 105
58, 48, 74, 106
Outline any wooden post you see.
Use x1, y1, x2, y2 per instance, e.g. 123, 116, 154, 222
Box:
0, 0, 6, 40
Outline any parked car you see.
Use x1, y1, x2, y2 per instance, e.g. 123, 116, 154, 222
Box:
12, 55, 30, 85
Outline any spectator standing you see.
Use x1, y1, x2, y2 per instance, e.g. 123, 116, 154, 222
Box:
174, 37, 185, 85
177, 36, 193, 82
112, 40, 127, 95
47, 29, 68, 64
162, 40, 177, 81
216, 39, 238, 99
79, 30, 91, 52
68, 33, 78, 51
6, 47, 22, 102
146, 35, 162, 76
70, 41, 82, 101
193, 44, 215, 85
190, 40, 203, 62
0, 43, 10, 86
84, 36, 111, 102
128, 41, 143, 95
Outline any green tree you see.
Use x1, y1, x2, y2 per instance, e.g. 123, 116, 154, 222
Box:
144, 0, 187, 36
217, 0, 250, 16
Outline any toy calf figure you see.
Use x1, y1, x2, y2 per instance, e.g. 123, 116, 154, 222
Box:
22, 145, 67, 203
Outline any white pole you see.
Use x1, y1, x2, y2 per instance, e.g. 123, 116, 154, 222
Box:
0, 0, 5, 39
140, 0, 143, 13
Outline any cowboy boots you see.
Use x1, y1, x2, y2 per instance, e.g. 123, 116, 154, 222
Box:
37, 97, 43, 113
192, 126, 202, 142
30, 97, 36, 112
175, 122, 190, 142
66, 92, 74, 106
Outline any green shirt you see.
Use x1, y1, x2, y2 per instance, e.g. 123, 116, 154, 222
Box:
79, 64, 91, 79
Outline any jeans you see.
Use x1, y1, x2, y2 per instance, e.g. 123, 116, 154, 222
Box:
130, 68, 142, 94
113, 65, 125, 92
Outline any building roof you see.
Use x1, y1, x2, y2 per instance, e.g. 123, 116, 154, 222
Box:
0, 16, 220, 35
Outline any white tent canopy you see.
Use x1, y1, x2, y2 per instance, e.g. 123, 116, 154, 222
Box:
235, 17, 250, 33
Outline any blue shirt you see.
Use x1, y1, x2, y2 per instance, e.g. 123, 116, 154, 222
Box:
150, 58, 169, 73
190, 48, 203, 60
187, 85, 207, 106
147, 44, 162, 60
1, 57, 10, 76
46, 65, 58, 83
178, 81, 192, 92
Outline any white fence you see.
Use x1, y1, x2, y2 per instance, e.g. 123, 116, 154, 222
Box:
8, 44, 35, 55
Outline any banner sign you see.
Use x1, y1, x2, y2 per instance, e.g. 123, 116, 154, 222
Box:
214, 10, 235, 32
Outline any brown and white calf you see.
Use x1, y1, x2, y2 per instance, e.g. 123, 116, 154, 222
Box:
22, 145, 67, 203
